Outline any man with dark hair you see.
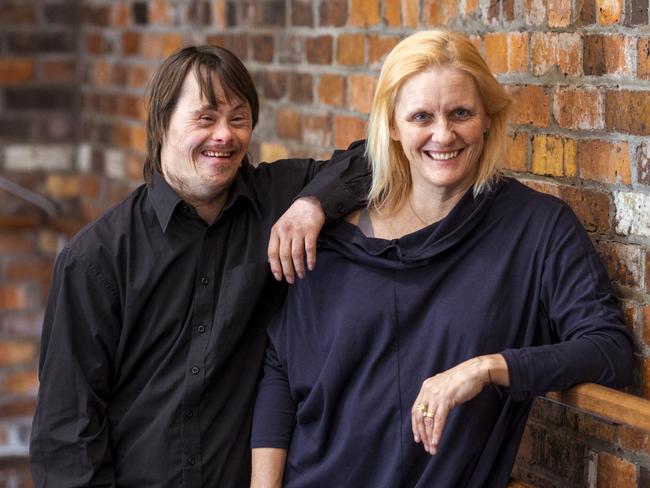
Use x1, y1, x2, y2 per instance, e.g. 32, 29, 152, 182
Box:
30, 45, 368, 487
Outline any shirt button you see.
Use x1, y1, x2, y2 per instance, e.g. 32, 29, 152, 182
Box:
197, 325, 206, 333
201, 277, 209, 285
186, 456, 195, 466
191, 366, 200, 375
184, 409, 193, 418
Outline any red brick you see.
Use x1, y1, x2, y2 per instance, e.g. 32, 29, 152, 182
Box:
0, 341, 37, 367
0, 233, 34, 254
385, 0, 401, 26
291, 0, 314, 26
334, 115, 366, 148
306, 35, 332, 64
508, 85, 550, 127
507, 33, 529, 73
129, 125, 147, 153
565, 410, 616, 442
531, 135, 577, 177
0, 4, 35, 24
122, 31, 141, 56
577, 140, 630, 184
113, 2, 131, 27
403, 0, 420, 25
141, 33, 183, 59
465, 0, 480, 15
368, 34, 400, 66
553, 87, 604, 130
484, 33, 508, 74
319, 0, 347, 26
584, 35, 634, 75
531, 32, 582, 76
596, 240, 643, 289
524, 0, 546, 24
425, 0, 457, 25
0, 286, 28, 311
210, 0, 226, 28
548, 0, 572, 26
0, 398, 36, 417
288, 73, 313, 103
347, 75, 376, 114
302, 113, 332, 147
639, 37, 650, 80
3, 370, 38, 395
643, 305, 650, 348
349, 0, 381, 26
618, 425, 649, 452
261, 71, 288, 100
276, 109, 303, 140
579, 0, 597, 23
41, 59, 77, 83
0, 59, 35, 84
252, 35, 274, 62
606, 91, 650, 135
318, 74, 345, 107
94, 60, 112, 86
597, 452, 637, 487
337, 34, 365, 66
127, 64, 151, 89
504, 131, 528, 172
85, 33, 105, 55
559, 186, 611, 233
597, 0, 623, 24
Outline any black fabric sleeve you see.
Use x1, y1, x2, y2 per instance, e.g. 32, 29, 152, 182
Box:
248, 140, 371, 222
30, 246, 119, 487
251, 338, 296, 449
502, 205, 634, 402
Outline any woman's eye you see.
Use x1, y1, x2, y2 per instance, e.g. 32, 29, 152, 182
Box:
453, 109, 471, 119
412, 113, 430, 122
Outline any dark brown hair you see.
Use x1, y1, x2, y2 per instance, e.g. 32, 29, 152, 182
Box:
143, 45, 260, 185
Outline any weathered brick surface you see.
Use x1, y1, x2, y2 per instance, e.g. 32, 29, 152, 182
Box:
577, 140, 631, 184
553, 87, 604, 130
508, 85, 550, 127
605, 91, 650, 135
597, 452, 637, 487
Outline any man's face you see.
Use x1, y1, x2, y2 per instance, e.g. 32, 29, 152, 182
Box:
160, 71, 253, 210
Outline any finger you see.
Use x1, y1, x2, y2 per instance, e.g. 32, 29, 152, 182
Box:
304, 233, 317, 271
279, 237, 295, 284
291, 236, 306, 279
430, 407, 449, 455
411, 401, 425, 444
423, 414, 435, 454
267, 232, 283, 281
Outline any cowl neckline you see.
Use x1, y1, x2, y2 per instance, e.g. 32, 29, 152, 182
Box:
319, 178, 506, 268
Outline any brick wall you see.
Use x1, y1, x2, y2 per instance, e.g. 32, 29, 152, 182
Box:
1, 0, 649, 486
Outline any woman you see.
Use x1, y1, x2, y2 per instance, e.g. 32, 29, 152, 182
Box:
250, 30, 633, 487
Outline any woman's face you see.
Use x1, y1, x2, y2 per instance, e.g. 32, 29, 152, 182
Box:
390, 66, 490, 199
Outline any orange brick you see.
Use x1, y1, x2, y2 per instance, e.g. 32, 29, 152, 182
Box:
639, 37, 650, 80
425, 0, 457, 25
142, 33, 183, 59
337, 34, 365, 65
0, 233, 33, 254
484, 33, 508, 74
46, 175, 80, 198
566, 411, 616, 442
127, 64, 151, 89
553, 87, 604, 130
85, 33, 104, 55
559, 186, 611, 233
211, 0, 226, 28
303, 113, 332, 147
334, 115, 366, 148
276, 109, 303, 140
42, 59, 76, 82
260, 142, 290, 163
0, 341, 37, 367
531, 135, 577, 177
80, 174, 100, 199
150, 0, 172, 24
162, 33, 183, 57
584, 35, 634, 75
0, 286, 28, 311
0, 59, 35, 84
548, 0, 572, 26
505, 131, 528, 172
347, 75, 376, 114
465, 0, 480, 15
385, 0, 401, 26
606, 91, 650, 136
122, 31, 141, 56
508, 85, 550, 127
307, 35, 333, 64
507, 33, 528, 72
349, 0, 381, 26
129, 125, 147, 153
597, 452, 637, 487
531, 32, 582, 76
126, 154, 144, 182
368, 34, 400, 66
113, 1, 131, 27
617, 425, 650, 452
597, 0, 623, 24
524, 0, 546, 24
94, 60, 112, 86
318, 74, 345, 107
402, 0, 420, 26
3, 371, 39, 395
577, 140, 630, 184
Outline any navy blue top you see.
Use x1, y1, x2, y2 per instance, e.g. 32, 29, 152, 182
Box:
251, 178, 633, 488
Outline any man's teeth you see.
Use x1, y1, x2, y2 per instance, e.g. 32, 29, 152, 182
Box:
426, 150, 460, 160
203, 150, 232, 157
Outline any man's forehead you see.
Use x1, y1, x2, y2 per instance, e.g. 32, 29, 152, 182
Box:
181, 70, 247, 108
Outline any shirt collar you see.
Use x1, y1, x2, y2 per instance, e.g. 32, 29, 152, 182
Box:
147, 169, 262, 233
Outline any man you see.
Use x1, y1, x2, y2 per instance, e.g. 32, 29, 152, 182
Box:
30, 45, 368, 487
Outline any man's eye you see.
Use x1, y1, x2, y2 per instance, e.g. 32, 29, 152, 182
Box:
199, 116, 213, 123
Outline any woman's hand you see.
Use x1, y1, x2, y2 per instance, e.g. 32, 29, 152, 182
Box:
411, 354, 508, 455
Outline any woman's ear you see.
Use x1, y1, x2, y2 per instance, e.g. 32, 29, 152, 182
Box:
389, 121, 400, 141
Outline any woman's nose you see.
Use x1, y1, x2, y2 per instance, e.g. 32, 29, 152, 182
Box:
430, 118, 455, 145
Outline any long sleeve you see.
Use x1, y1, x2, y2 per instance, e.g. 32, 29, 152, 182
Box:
502, 205, 634, 402
30, 246, 119, 487
251, 338, 297, 449
247, 140, 370, 222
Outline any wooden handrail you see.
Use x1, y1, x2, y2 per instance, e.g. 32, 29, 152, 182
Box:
545, 383, 650, 432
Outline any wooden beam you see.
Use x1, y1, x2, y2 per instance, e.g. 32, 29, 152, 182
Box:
545, 383, 650, 432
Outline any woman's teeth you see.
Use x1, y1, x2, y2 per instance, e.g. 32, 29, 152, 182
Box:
426, 150, 460, 160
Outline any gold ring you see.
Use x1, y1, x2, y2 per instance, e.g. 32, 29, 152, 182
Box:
416, 403, 426, 414
425, 411, 435, 418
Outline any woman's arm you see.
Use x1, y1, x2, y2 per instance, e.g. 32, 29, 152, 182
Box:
251, 448, 287, 488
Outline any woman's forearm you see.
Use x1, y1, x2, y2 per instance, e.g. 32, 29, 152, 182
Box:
251, 448, 288, 488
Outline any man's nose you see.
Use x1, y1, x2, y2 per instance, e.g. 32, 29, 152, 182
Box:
210, 120, 232, 143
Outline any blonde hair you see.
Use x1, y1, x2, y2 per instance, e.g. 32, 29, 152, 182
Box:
366, 30, 512, 211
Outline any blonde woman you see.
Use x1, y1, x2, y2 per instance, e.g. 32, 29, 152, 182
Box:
250, 31, 633, 488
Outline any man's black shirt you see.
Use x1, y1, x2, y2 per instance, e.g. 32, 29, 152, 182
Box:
30, 145, 368, 487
